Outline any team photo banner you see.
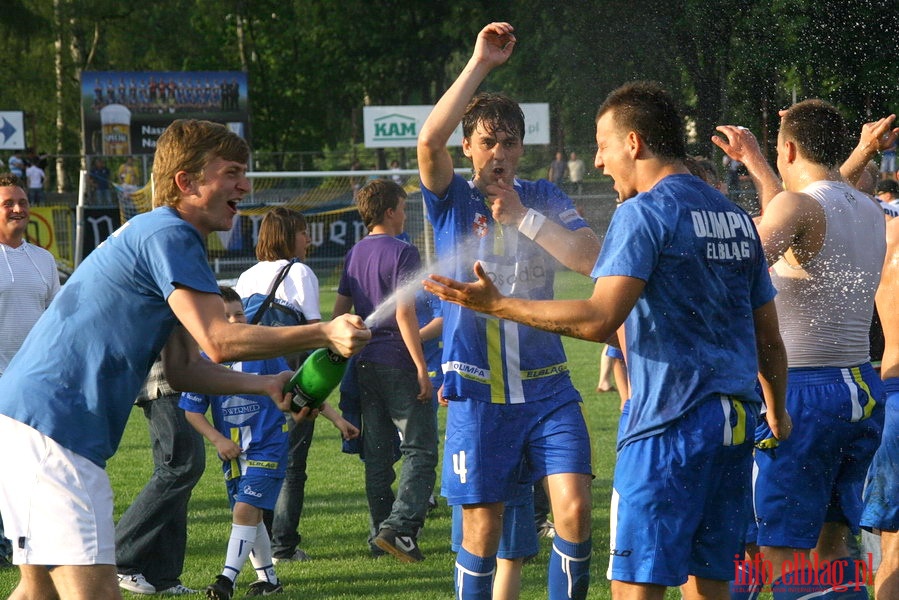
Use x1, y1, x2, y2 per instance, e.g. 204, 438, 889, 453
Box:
81, 70, 250, 156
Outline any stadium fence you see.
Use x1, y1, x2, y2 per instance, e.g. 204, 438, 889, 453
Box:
74, 168, 468, 284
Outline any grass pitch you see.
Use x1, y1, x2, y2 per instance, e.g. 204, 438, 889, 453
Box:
0, 270, 677, 599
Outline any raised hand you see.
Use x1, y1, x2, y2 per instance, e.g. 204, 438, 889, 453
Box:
854, 114, 899, 156
472, 22, 516, 70
711, 125, 764, 164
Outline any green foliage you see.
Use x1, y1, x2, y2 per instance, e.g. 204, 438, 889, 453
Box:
1, 0, 897, 190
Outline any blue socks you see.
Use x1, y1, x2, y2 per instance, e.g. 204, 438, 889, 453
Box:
454, 547, 496, 600
548, 536, 592, 600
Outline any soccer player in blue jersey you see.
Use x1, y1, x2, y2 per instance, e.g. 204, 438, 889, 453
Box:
0, 119, 370, 600
181, 287, 290, 599
418, 22, 600, 600
425, 81, 791, 600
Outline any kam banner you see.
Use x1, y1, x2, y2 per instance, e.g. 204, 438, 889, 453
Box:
363, 104, 550, 148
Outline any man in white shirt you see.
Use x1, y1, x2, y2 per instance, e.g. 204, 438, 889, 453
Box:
24, 163, 45, 206
0, 173, 60, 566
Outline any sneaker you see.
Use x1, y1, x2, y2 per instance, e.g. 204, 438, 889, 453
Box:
205, 575, 233, 600
118, 573, 156, 595
536, 519, 556, 539
245, 580, 284, 596
272, 548, 310, 564
373, 528, 424, 563
158, 583, 197, 595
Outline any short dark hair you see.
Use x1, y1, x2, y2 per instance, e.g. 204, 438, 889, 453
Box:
462, 93, 525, 141
255, 207, 307, 261
596, 81, 686, 160
876, 179, 899, 195
219, 285, 241, 304
779, 99, 847, 168
355, 179, 405, 231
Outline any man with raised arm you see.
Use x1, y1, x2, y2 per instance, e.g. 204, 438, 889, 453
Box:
417, 22, 600, 600
426, 81, 790, 600
713, 102, 886, 600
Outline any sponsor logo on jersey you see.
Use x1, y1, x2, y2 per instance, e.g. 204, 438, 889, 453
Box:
473, 213, 489, 239
222, 395, 261, 426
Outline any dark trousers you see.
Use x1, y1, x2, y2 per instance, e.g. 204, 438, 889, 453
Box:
115, 394, 205, 590
358, 361, 438, 538
264, 417, 316, 557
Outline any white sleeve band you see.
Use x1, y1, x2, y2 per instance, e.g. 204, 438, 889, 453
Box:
517, 209, 547, 240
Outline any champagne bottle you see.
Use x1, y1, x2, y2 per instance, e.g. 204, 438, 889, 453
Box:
283, 348, 348, 412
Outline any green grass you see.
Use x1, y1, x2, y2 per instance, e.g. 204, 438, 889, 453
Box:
0, 270, 661, 599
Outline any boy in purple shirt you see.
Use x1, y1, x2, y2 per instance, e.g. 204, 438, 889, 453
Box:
333, 179, 438, 562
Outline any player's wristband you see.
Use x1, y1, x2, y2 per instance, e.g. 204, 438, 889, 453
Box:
517, 208, 547, 240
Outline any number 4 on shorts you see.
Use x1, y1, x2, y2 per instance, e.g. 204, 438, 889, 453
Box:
453, 451, 467, 483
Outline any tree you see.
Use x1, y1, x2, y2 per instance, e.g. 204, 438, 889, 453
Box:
1, 0, 896, 190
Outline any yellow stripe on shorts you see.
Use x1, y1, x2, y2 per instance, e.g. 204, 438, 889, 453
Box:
850, 366, 877, 421
228, 427, 240, 480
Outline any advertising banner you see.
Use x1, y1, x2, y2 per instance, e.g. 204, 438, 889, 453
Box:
81, 71, 249, 156
363, 104, 550, 148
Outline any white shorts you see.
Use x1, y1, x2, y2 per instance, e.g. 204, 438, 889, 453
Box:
0, 414, 116, 565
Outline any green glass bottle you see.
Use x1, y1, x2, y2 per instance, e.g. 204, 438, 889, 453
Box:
283, 348, 348, 412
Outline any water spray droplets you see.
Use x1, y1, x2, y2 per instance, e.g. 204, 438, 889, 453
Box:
362, 242, 480, 329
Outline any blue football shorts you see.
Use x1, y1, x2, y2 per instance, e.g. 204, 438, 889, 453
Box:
226, 469, 284, 512
608, 395, 758, 586
861, 378, 899, 532
441, 396, 591, 506
753, 364, 884, 548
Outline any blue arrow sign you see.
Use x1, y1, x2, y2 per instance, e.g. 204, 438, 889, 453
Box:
0, 112, 25, 149
0, 117, 16, 143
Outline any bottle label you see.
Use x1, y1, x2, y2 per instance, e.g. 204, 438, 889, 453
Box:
289, 387, 319, 412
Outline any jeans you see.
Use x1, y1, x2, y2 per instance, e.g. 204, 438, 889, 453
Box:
115, 394, 205, 590
358, 361, 438, 539
268, 417, 315, 557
